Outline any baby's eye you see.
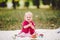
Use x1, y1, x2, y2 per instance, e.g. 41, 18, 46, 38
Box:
27, 17, 31, 18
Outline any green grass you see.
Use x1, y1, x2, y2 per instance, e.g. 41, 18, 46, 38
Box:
0, 9, 60, 30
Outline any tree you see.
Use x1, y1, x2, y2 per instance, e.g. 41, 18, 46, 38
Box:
42, 0, 51, 5
32, 0, 40, 8
12, 0, 19, 9
25, 0, 30, 8
51, 0, 60, 9
0, 0, 7, 7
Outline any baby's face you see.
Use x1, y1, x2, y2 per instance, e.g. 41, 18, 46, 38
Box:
25, 15, 32, 22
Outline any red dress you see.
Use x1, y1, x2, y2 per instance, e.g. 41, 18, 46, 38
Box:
21, 20, 35, 35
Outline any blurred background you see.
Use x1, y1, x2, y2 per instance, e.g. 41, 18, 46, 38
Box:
0, 0, 60, 30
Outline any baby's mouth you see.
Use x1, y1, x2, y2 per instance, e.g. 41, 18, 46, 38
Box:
28, 19, 30, 20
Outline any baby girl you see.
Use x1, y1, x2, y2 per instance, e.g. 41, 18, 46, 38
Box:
18, 11, 35, 37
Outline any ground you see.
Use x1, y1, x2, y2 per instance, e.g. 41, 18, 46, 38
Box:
0, 28, 60, 40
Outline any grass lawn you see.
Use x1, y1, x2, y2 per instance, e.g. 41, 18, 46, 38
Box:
0, 8, 60, 30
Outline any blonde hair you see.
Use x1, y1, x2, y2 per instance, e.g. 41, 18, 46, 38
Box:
25, 11, 33, 16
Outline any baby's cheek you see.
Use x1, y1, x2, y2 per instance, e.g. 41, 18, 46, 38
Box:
25, 19, 28, 21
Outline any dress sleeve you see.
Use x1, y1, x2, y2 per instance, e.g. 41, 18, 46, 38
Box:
22, 21, 28, 27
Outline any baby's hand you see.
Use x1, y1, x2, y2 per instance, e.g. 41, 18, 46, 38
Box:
29, 23, 35, 29
24, 23, 32, 28
28, 23, 32, 26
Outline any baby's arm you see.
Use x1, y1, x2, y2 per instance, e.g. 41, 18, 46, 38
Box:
24, 24, 30, 28
22, 21, 35, 29
24, 23, 35, 29
29, 23, 35, 29
30, 24, 35, 29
